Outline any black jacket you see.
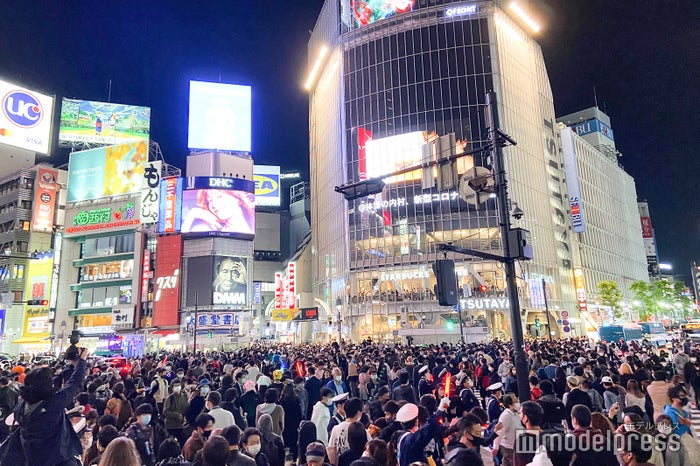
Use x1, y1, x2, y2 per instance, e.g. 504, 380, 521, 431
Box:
537, 394, 565, 432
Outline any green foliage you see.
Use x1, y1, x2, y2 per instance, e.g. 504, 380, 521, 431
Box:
630, 280, 694, 320
598, 280, 624, 320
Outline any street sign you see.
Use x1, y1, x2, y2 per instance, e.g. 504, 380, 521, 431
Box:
556, 319, 562, 324
562, 319, 570, 326
561, 311, 569, 318
563, 326, 571, 332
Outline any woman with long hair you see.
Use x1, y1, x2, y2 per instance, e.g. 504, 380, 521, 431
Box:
625, 379, 647, 420
298, 420, 318, 466
98, 437, 142, 466
280, 383, 303, 462
181, 189, 255, 235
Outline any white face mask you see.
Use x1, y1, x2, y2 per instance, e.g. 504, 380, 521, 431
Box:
173, 386, 182, 394
658, 425, 672, 435
325, 399, 334, 407
247, 444, 261, 456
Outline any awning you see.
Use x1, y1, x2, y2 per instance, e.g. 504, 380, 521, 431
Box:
68, 307, 113, 317
153, 330, 178, 337
12, 336, 50, 345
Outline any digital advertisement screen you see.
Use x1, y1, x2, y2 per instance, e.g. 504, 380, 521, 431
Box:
158, 177, 183, 234
59, 98, 150, 146
341, 0, 414, 28
254, 165, 281, 207
212, 256, 248, 306
0, 79, 54, 154
365, 131, 426, 183
181, 188, 255, 237
188, 81, 252, 152
67, 141, 148, 202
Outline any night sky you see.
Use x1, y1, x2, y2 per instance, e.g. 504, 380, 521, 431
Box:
0, 1, 697, 282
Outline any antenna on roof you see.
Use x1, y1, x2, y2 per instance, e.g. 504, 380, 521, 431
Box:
108, 79, 112, 103
593, 86, 598, 108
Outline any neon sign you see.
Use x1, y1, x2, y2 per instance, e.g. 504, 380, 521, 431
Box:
445, 4, 478, 17
66, 202, 139, 233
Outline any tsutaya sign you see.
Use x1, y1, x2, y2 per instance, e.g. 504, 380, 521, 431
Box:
460, 298, 510, 310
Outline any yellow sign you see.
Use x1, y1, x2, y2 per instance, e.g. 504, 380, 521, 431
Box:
20, 253, 54, 343
683, 323, 700, 330
270, 309, 297, 322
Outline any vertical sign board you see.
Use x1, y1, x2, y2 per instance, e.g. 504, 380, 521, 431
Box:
158, 177, 183, 234
141, 249, 151, 303
274, 273, 283, 309
573, 268, 587, 312
287, 262, 296, 309
141, 160, 161, 224
561, 128, 586, 233
153, 235, 183, 327
32, 168, 58, 232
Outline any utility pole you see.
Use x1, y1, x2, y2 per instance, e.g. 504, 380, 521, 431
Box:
486, 91, 530, 402
543, 278, 553, 342
193, 290, 198, 354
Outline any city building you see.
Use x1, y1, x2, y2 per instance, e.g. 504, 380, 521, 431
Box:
556, 111, 648, 328
307, 0, 580, 342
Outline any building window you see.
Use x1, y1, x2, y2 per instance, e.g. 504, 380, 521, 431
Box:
21, 221, 30, 231
12, 264, 24, 279
16, 241, 28, 252
13, 291, 22, 302
20, 200, 31, 210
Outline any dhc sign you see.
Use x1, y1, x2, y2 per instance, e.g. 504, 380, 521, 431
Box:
445, 4, 478, 17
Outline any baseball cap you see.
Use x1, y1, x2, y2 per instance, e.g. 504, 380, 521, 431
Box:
601, 376, 613, 384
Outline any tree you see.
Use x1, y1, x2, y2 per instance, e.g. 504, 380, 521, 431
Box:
630, 279, 694, 321
598, 281, 624, 321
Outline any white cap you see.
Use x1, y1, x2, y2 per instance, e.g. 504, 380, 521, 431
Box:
332, 393, 349, 403
396, 403, 419, 423
487, 382, 503, 391
418, 365, 429, 375
601, 376, 613, 384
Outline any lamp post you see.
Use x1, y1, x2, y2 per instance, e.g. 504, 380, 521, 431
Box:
59, 320, 66, 355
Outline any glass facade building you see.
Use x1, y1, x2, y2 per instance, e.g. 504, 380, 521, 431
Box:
309, 0, 579, 342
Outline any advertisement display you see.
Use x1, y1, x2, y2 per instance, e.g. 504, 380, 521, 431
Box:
341, 0, 414, 28
67, 141, 148, 202
253, 165, 281, 206
271, 307, 319, 322
141, 160, 161, 224
0, 79, 54, 153
58, 98, 150, 145
32, 168, 58, 232
112, 306, 135, 329
185, 256, 214, 307
159, 177, 183, 234
20, 253, 54, 343
188, 81, 252, 152
365, 131, 426, 183
195, 312, 241, 330
560, 128, 586, 233
274, 262, 297, 309
573, 268, 587, 312
212, 256, 248, 306
65, 200, 139, 235
153, 235, 183, 327
181, 189, 255, 237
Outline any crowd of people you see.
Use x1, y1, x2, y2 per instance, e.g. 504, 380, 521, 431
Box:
1, 336, 700, 466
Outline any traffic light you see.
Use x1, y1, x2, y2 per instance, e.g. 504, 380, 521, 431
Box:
433, 260, 458, 306
207, 330, 213, 339
27, 299, 48, 306
446, 321, 454, 330
479, 285, 488, 293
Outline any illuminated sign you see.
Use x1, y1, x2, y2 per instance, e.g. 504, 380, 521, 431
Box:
58, 98, 150, 146
358, 197, 407, 212
66, 202, 138, 234
351, 0, 414, 27
21, 253, 54, 341
460, 298, 510, 310
184, 176, 254, 192
414, 192, 459, 205
158, 177, 183, 234
561, 127, 586, 233
271, 307, 319, 322
195, 312, 241, 330
111, 306, 134, 328
141, 249, 151, 303
212, 256, 248, 307
0, 79, 54, 153
275, 262, 297, 309
188, 81, 252, 152
153, 235, 182, 327
254, 165, 281, 207
365, 131, 427, 183
574, 268, 587, 312
571, 118, 615, 142
445, 4, 477, 17
67, 141, 148, 202
181, 189, 255, 237
141, 161, 161, 224
32, 168, 58, 232
640, 216, 653, 239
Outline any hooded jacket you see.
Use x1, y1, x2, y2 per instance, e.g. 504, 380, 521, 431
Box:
536, 393, 565, 431
255, 402, 285, 436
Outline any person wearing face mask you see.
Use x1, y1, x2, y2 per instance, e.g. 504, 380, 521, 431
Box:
673, 346, 690, 376
186, 378, 211, 427
294, 376, 309, 420
663, 385, 692, 437
326, 367, 349, 397
444, 413, 486, 466
655, 414, 687, 466
183, 413, 215, 461
163, 379, 188, 444
311, 387, 335, 445
124, 403, 156, 466
395, 397, 451, 466
242, 427, 271, 466
497, 394, 523, 466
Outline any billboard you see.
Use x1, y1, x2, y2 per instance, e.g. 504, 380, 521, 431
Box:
32, 168, 58, 232
188, 81, 252, 152
0, 79, 54, 154
58, 98, 150, 145
275, 262, 297, 309
153, 235, 182, 327
22, 252, 54, 341
65, 200, 139, 235
574, 268, 587, 312
212, 256, 248, 307
271, 307, 319, 322
254, 165, 281, 207
67, 140, 148, 202
341, 0, 414, 28
158, 177, 183, 234
365, 131, 427, 183
185, 256, 214, 307
571, 118, 615, 142
141, 160, 161, 224
561, 127, 586, 233
181, 189, 255, 237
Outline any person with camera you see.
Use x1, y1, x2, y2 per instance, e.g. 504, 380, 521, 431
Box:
0, 341, 89, 465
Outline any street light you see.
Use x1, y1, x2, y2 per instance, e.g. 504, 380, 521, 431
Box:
59, 320, 66, 355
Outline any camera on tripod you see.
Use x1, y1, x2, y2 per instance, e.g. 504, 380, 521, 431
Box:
64, 330, 85, 361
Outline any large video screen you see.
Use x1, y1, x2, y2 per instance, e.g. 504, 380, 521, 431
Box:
67, 141, 148, 202
254, 165, 281, 207
341, 0, 414, 28
181, 188, 255, 237
0, 79, 54, 154
212, 256, 248, 306
59, 98, 150, 146
365, 131, 426, 183
188, 81, 252, 152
